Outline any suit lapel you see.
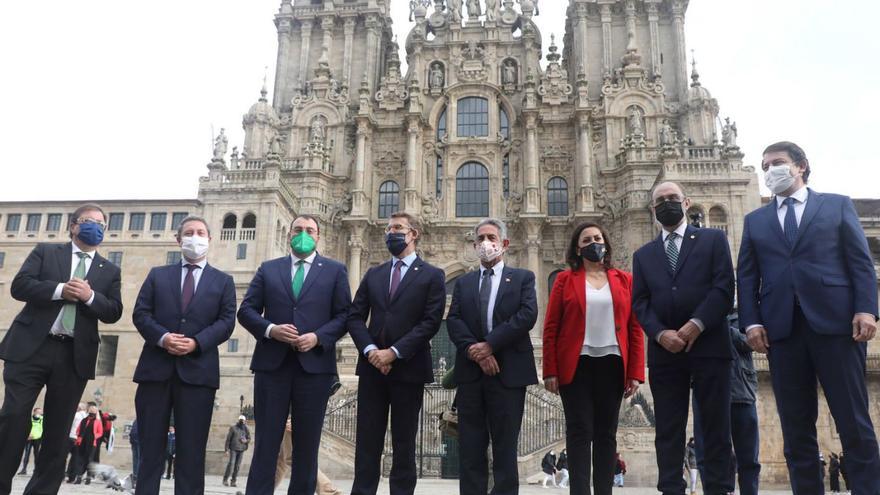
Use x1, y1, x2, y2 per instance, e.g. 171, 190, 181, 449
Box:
651, 234, 673, 278
390, 257, 424, 305
57, 243, 72, 283
763, 199, 787, 245
673, 225, 698, 279
471, 270, 482, 317
187, 264, 215, 311
492, 266, 513, 314
277, 256, 295, 302
297, 255, 325, 300
84, 252, 106, 282
167, 264, 183, 313
377, 261, 393, 306
792, 189, 823, 251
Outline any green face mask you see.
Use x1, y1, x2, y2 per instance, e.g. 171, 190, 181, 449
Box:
290, 231, 316, 255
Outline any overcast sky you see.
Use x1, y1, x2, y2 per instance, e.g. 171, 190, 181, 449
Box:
1, 0, 877, 202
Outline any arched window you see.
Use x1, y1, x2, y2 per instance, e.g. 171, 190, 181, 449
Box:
241, 213, 257, 240
456, 162, 489, 217
221, 214, 237, 240
547, 177, 569, 216
709, 206, 728, 233
378, 181, 400, 219
457, 97, 489, 137
500, 106, 510, 140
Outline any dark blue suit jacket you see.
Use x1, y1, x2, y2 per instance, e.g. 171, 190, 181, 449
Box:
132, 263, 236, 389
446, 265, 538, 388
347, 257, 446, 384
737, 190, 878, 340
632, 225, 735, 365
237, 254, 351, 374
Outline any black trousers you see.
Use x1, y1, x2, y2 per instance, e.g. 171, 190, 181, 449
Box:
457, 375, 526, 495
650, 357, 732, 495
768, 306, 880, 495
0, 337, 87, 495
351, 374, 424, 495
20, 439, 42, 472
73, 443, 94, 478
558, 355, 624, 495
65, 438, 78, 481
134, 374, 215, 495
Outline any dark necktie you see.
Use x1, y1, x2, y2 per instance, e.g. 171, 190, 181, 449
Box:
181, 264, 197, 312
389, 260, 405, 299
480, 268, 494, 334
666, 232, 679, 272
783, 197, 799, 247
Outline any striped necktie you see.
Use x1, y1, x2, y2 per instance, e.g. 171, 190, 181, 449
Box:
666, 232, 680, 272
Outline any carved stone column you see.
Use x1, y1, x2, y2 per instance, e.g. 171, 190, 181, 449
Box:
347, 223, 366, 294
522, 218, 545, 336
274, 17, 292, 109
404, 117, 421, 214
647, 1, 661, 77
524, 113, 540, 213
671, 0, 688, 101
364, 16, 381, 92
343, 18, 356, 84
321, 16, 335, 64
600, 3, 613, 75
576, 115, 594, 212
352, 120, 370, 216
298, 20, 313, 84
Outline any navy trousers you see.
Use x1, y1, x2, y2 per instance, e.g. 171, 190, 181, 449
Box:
694, 399, 761, 495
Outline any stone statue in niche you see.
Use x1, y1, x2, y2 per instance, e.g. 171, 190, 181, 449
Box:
429, 63, 445, 90
722, 117, 738, 148
310, 117, 326, 144
659, 119, 672, 147
449, 0, 463, 23
485, 0, 498, 21
628, 107, 643, 136
466, 0, 481, 19
502, 60, 517, 85
409, 0, 419, 21
213, 128, 228, 160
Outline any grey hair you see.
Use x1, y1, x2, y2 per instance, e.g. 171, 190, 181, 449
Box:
176, 215, 212, 238
474, 218, 508, 240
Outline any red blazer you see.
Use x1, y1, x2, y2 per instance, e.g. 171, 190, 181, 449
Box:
543, 268, 646, 386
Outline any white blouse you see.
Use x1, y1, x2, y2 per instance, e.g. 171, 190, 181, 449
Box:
582, 282, 621, 357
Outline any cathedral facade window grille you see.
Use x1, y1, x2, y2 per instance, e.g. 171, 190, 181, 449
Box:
457, 97, 489, 138
378, 181, 400, 219
547, 177, 569, 217
436, 108, 447, 198
456, 162, 489, 218
502, 154, 510, 198
241, 213, 257, 241
500, 106, 510, 141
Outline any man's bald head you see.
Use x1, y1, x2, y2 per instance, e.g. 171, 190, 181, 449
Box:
651, 182, 686, 203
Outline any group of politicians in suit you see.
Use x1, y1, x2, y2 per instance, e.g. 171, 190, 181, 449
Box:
0, 140, 878, 495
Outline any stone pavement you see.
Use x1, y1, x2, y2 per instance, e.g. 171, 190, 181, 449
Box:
11, 474, 800, 494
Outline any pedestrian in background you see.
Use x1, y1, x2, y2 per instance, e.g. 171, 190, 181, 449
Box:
18, 408, 44, 475
164, 426, 175, 480
223, 416, 250, 487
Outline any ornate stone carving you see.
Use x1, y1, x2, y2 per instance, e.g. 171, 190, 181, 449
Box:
538, 35, 572, 105
429, 62, 445, 91
213, 128, 228, 161
375, 41, 409, 111
457, 40, 487, 82
466, 0, 481, 19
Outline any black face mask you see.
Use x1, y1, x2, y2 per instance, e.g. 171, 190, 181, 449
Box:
580, 243, 606, 263
655, 201, 685, 227
385, 233, 408, 257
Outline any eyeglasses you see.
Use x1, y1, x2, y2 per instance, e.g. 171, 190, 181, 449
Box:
384, 224, 412, 234
76, 218, 107, 230
293, 227, 318, 235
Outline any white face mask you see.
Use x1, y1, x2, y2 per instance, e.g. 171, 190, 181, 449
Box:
181, 235, 210, 260
477, 240, 504, 263
765, 164, 797, 195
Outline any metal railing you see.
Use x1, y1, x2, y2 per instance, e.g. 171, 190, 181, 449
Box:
220, 228, 236, 241
239, 228, 256, 241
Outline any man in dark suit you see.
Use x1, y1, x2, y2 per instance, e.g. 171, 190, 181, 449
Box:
737, 141, 880, 494
132, 215, 236, 495
632, 182, 735, 495
238, 214, 351, 495
0, 203, 123, 495
446, 218, 537, 495
347, 212, 446, 495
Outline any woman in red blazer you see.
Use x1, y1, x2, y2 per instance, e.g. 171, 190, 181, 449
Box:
543, 222, 646, 495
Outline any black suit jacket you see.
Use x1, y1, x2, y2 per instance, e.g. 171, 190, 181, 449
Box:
632, 226, 735, 366
446, 265, 538, 388
132, 263, 237, 389
347, 257, 446, 383
0, 243, 123, 379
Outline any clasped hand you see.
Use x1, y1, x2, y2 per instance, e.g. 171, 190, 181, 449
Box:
270, 324, 319, 352
368, 349, 396, 375
61, 277, 93, 303
164, 334, 197, 356
659, 320, 701, 354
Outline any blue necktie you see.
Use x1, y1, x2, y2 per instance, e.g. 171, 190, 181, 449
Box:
783, 197, 798, 247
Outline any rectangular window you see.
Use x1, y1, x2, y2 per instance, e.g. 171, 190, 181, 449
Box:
150, 212, 167, 231
457, 97, 489, 137
25, 214, 42, 232
96, 335, 119, 376
6, 214, 21, 232
227, 338, 239, 353
129, 213, 145, 231
0, 252, 5, 268
108, 213, 125, 231
108, 251, 123, 267
171, 212, 189, 230
46, 213, 63, 231
237, 243, 247, 260
166, 251, 182, 265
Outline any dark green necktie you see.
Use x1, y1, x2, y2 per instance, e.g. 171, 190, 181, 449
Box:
292, 260, 305, 298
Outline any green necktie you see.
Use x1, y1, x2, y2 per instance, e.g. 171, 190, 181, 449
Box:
60, 252, 89, 333
292, 260, 305, 299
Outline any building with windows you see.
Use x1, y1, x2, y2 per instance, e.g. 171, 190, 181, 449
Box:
1, 0, 878, 485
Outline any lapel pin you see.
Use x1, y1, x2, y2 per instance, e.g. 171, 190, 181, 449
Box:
505, 278, 511, 282
414, 267, 419, 271
318, 263, 323, 267
690, 235, 695, 239
99, 263, 104, 268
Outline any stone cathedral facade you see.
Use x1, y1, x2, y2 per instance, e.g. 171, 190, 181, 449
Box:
1, 0, 878, 486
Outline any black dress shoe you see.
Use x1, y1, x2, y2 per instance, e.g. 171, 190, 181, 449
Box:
73, 477, 82, 485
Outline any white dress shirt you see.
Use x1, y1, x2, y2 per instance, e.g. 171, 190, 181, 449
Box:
160, 258, 209, 346
364, 252, 419, 358
582, 281, 620, 357
478, 261, 505, 334
657, 222, 704, 342
264, 252, 317, 338
775, 185, 809, 229
50, 243, 96, 336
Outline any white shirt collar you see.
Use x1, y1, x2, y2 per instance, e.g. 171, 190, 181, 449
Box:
181, 258, 208, 269
482, 260, 504, 276
775, 185, 809, 208
71, 243, 95, 258
392, 252, 418, 267
662, 222, 688, 241
291, 251, 317, 265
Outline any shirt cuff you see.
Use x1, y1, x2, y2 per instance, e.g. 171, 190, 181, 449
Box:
84, 291, 95, 306
158, 332, 169, 348
689, 318, 705, 332
264, 324, 274, 339
53, 283, 64, 301
745, 324, 764, 332
391, 346, 401, 359
855, 312, 877, 320
363, 344, 378, 356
